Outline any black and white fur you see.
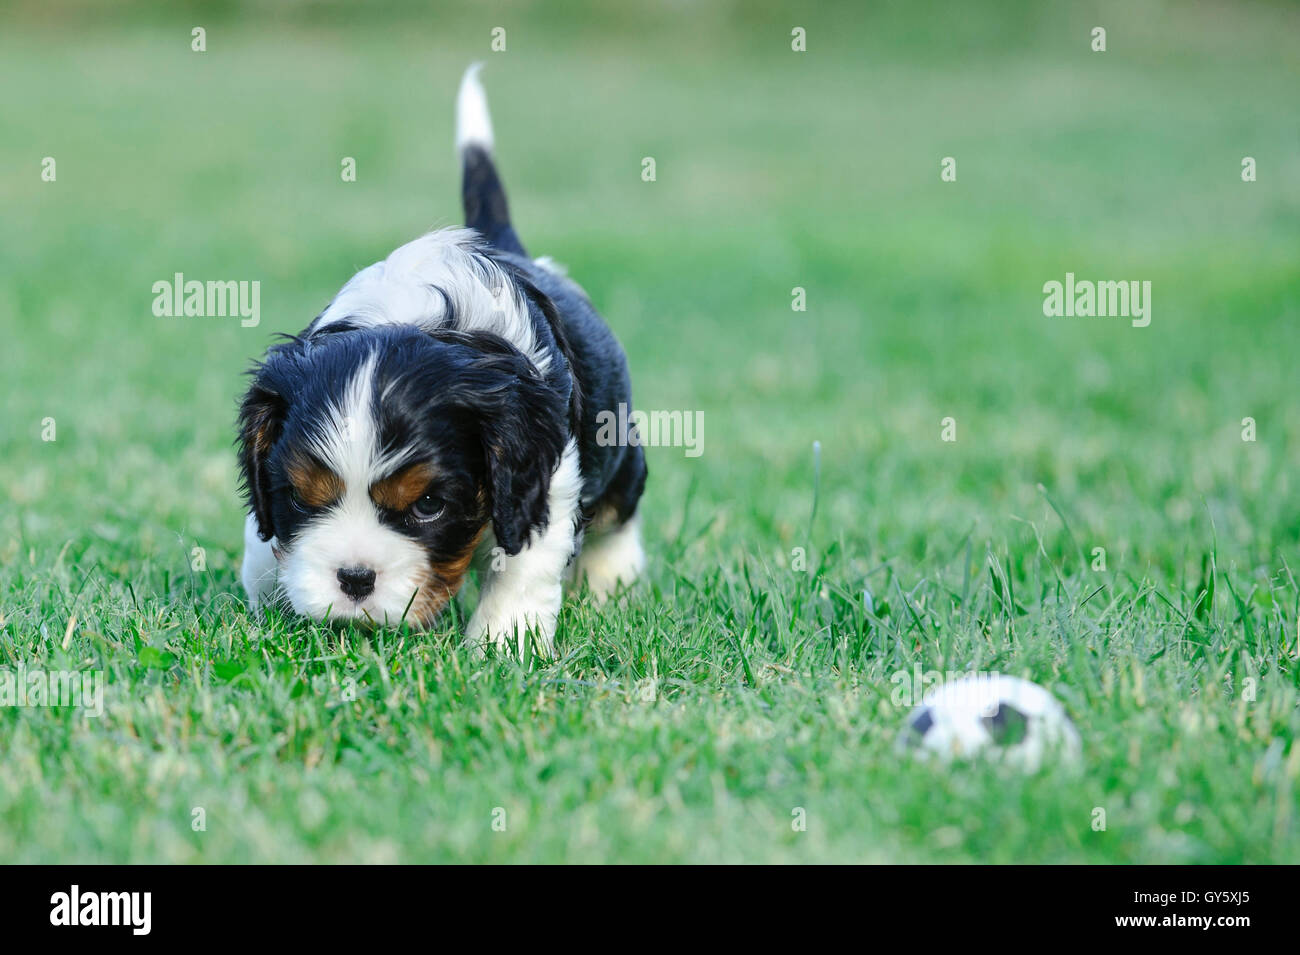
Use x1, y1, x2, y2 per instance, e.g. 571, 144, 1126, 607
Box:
238, 64, 647, 655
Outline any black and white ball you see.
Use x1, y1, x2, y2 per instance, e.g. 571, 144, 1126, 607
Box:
899, 674, 1081, 770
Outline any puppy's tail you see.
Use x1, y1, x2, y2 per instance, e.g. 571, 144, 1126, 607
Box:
456, 63, 526, 257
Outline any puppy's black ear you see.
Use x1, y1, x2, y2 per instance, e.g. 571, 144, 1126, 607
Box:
236, 378, 287, 542
466, 355, 570, 556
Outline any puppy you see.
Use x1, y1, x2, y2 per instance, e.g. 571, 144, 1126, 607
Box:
237, 65, 647, 655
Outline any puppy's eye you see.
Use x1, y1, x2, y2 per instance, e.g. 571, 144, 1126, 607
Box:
410, 494, 445, 522
289, 487, 308, 511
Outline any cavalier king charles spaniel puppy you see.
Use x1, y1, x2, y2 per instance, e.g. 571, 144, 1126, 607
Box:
237, 64, 647, 656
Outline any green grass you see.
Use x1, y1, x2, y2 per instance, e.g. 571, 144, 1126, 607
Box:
1, 0, 1298, 862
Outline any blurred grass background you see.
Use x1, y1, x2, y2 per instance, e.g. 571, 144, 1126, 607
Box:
0, 0, 1297, 862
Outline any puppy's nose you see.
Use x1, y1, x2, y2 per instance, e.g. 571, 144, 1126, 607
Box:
337, 566, 376, 600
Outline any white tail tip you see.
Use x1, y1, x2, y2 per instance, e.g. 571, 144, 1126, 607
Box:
455, 62, 493, 154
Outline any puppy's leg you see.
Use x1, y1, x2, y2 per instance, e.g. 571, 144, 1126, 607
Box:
465, 441, 581, 658
573, 512, 646, 604
240, 512, 280, 614
572, 441, 647, 603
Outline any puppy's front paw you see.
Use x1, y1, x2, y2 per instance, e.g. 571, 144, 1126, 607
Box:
574, 514, 645, 605
464, 601, 558, 659
240, 513, 280, 615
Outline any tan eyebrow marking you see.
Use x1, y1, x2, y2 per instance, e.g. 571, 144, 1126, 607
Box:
370, 461, 436, 511
286, 457, 343, 508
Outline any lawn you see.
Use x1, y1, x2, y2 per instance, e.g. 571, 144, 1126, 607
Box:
0, 0, 1297, 863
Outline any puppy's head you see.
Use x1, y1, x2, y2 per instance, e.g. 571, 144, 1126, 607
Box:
237, 326, 567, 627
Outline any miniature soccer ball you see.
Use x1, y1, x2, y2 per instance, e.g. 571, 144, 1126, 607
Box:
898, 673, 1081, 771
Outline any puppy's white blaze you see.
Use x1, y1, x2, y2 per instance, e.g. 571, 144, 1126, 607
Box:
305, 352, 410, 490
314, 229, 549, 374
278, 356, 426, 623
455, 62, 493, 153
466, 439, 582, 656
